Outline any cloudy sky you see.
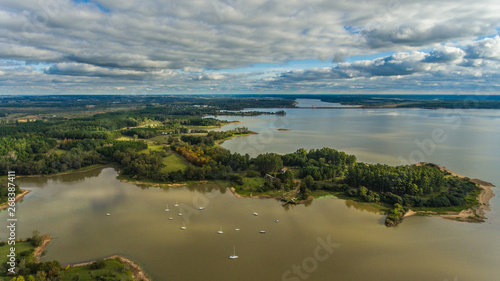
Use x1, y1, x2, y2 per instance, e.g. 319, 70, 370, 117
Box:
0, 0, 499, 95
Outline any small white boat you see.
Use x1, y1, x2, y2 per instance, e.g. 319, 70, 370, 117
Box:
178, 213, 182, 216
229, 246, 238, 259
235, 228, 240, 231
259, 230, 266, 234
169, 217, 173, 220
253, 212, 258, 216
217, 226, 223, 234
174, 201, 179, 207
165, 204, 170, 212
198, 207, 205, 210
180, 222, 187, 230
106, 213, 111, 216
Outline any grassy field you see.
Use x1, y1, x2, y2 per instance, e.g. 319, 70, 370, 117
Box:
161, 153, 189, 173
242, 177, 267, 190
53, 149, 67, 155
231, 177, 282, 197
139, 144, 164, 154
116, 136, 135, 141
148, 135, 172, 144
62, 258, 134, 281
0, 241, 35, 266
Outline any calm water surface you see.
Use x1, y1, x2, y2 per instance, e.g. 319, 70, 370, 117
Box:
1, 99, 499, 280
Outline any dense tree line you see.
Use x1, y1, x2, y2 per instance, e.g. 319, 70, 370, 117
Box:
59, 139, 110, 151
207, 127, 250, 140
253, 153, 283, 175
180, 135, 215, 146
0, 140, 148, 176
0, 232, 61, 279
282, 148, 356, 181
0, 137, 56, 160
121, 127, 160, 139
341, 164, 479, 210
0, 149, 102, 175
345, 164, 445, 196
0, 178, 20, 204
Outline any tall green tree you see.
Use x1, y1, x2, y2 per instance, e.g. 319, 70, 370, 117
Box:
253, 153, 283, 175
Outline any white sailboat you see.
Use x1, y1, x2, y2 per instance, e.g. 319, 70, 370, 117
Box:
217, 226, 223, 234
178, 207, 182, 216
229, 246, 238, 259
169, 217, 173, 220
259, 230, 266, 234
198, 206, 205, 210
165, 204, 170, 212
180, 222, 186, 230
253, 212, 258, 216
174, 201, 179, 207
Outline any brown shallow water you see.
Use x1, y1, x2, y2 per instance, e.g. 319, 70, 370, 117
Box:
2, 99, 500, 280
5, 167, 499, 281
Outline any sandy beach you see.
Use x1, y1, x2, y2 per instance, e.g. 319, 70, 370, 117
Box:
34, 234, 53, 262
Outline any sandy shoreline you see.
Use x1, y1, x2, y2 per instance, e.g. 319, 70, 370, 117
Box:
119, 178, 191, 188
70, 255, 152, 281
34, 234, 53, 262
19, 164, 106, 178
404, 163, 495, 222
215, 131, 257, 146
0, 189, 31, 211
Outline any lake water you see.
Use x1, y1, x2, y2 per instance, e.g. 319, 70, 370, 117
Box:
2, 99, 499, 280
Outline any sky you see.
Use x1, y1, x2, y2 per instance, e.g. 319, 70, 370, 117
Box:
0, 0, 500, 95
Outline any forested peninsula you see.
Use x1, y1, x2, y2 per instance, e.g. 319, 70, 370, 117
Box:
0, 95, 493, 228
